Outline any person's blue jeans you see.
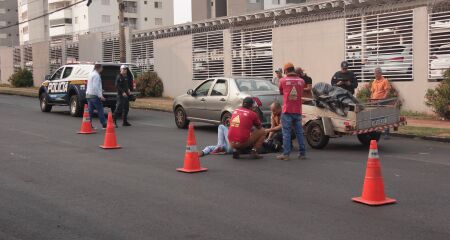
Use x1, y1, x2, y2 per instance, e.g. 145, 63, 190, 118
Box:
88, 96, 106, 127
202, 125, 232, 155
281, 113, 306, 156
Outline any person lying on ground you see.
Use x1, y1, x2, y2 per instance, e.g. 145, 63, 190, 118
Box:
199, 124, 232, 157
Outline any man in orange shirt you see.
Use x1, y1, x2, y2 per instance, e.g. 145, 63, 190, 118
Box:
371, 67, 391, 139
371, 67, 390, 100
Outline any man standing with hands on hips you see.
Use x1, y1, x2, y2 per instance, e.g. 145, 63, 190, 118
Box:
113, 65, 132, 127
277, 63, 307, 161
86, 64, 107, 129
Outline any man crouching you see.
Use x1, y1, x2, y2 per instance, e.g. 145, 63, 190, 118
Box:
228, 97, 266, 159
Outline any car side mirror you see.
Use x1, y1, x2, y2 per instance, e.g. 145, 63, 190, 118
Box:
44, 74, 51, 80
187, 89, 195, 96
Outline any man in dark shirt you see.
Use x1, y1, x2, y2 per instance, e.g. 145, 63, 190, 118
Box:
113, 65, 132, 127
296, 67, 312, 99
331, 61, 358, 95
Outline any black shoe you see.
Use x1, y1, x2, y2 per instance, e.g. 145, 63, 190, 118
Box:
102, 124, 107, 130
123, 121, 131, 127
113, 118, 118, 128
232, 151, 240, 159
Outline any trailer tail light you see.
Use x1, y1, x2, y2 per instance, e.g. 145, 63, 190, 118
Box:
132, 79, 137, 90
344, 121, 354, 131
252, 97, 262, 107
400, 116, 406, 122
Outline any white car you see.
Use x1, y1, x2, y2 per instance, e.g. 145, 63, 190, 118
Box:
430, 44, 450, 79
362, 44, 413, 75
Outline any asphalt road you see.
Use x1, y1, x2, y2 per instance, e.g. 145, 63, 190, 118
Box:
0, 94, 449, 240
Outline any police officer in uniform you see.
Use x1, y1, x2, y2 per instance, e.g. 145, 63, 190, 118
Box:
113, 65, 132, 127
331, 61, 358, 95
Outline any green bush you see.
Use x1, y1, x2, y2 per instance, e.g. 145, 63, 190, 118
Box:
425, 69, 450, 118
8, 68, 33, 87
136, 71, 164, 97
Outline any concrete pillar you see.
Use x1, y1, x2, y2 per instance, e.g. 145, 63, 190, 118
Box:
0, 47, 14, 84
32, 41, 49, 86
223, 29, 232, 76
79, 32, 103, 62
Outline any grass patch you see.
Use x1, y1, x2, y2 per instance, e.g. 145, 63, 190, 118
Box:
400, 110, 437, 120
398, 126, 450, 138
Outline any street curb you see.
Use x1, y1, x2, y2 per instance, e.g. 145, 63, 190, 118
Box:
390, 133, 450, 143
0, 89, 38, 98
0, 88, 172, 113
129, 103, 172, 113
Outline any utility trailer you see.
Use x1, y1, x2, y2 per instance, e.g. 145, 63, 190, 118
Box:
301, 98, 406, 149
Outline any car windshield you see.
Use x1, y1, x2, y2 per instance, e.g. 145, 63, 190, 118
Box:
235, 79, 278, 92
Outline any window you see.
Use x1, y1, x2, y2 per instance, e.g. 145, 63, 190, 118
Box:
272, 0, 280, 4
51, 67, 64, 80
154, 1, 162, 8
211, 80, 228, 96
101, 0, 110, 5
286, 0, 306, 4
428, 10, 450, 81
345, 10, 414, 82
144, 1, 147, 4
155, 18, 162, 25
62, 67, 73, 79
50, 18, 72, 27
193, 31, 224, 80
74, 17, 78, 24
144, 17, 148, 21
131, 38, 154, 72
102, 15, 110, 23
194, 80, 214, 96
232, 28, 273, 79
235, 79, 278, 92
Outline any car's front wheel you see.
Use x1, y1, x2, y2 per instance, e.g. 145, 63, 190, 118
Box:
69, 95, 83, 117
174, 106, 189, 129
40, 94, 52, 112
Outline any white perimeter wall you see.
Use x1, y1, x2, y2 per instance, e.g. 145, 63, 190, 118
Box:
273, 18, 345, 87
154, 34, 196, 98
392, 6, 439, 113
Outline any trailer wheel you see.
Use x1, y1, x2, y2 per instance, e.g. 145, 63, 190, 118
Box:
306, 120, 329, 149
357, 132, 381, 146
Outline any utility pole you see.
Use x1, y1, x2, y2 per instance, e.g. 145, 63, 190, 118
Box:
118, 0, 126, 63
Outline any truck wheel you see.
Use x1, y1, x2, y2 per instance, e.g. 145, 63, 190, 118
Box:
174, 106, 189, 129
69, 95, 83, 117
357, 132, 382, 146
221, 112, 232, 127
306, 120, 329, 149
40, 94, 52, 112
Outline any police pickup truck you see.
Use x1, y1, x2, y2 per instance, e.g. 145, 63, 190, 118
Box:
38, 63, 139, 117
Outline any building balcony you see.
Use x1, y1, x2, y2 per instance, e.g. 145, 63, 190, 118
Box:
49, 25, 73, 37
49, 8, 72, 20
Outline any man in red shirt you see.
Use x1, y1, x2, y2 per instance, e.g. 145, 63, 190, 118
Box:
277, 63, 307, 161
228, 97, 266, 159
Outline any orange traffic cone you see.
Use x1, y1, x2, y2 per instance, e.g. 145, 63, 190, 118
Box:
177, 123, 207, 173
100, 112, 121, 149
78, 104, 96, 134
352, 140, 396, 206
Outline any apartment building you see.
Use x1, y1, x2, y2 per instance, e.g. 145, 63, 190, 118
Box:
192, 0, 307, 21
18, 0, 174, 45
0, 0, 19, 47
